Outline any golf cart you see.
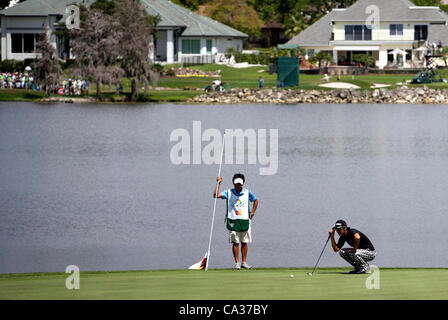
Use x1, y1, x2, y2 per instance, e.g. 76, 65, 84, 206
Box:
204, 80, 230, 92
411, 71, 434, 84
411, 52, 442, 84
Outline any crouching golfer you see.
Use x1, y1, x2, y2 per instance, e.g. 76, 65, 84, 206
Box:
329, 220, 376, 274
214, 173, 258, 270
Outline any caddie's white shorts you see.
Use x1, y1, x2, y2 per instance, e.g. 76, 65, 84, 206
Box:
229, 223, 252, 244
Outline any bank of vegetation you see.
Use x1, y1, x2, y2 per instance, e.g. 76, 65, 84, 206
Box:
1, 0, 448, 103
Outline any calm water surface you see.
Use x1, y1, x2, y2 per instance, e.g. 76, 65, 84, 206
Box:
1, 102, 448, 273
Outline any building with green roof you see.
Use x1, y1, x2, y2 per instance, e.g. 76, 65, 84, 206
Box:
0, 0, 248, 63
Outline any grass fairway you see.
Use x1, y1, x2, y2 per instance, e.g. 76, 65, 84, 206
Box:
1, 268, 447, 300
0, 89, 47, 101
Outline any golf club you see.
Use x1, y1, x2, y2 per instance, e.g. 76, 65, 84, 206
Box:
307, 234, 331, 276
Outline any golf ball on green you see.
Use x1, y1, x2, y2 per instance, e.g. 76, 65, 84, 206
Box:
290, 274, 294, 278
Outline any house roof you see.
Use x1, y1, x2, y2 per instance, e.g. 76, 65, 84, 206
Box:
0, 0, 94, 16
142, 0, 248, 38
428, 24, 448, 45
1, 0, 248, 38
286, 10, 342, 47
333, 0, 448, 22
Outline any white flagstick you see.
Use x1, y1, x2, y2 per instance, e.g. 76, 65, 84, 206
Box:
205, 131, 226, 271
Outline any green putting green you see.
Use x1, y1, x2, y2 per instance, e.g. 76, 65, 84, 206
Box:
0, 268, 447, 300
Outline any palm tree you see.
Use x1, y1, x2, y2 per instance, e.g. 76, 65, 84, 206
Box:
284, 15, 308, 39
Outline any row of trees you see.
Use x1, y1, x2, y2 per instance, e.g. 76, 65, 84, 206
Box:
32, 0, 160, 101
171, 0, 358, 38
173, 0, 448, 40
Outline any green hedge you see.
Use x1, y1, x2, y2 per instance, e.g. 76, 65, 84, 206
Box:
0, 59, 39, 72
0, 60, 25, 72
0, 59, 78, 72
367, 68, 421, 74
233, 53, 275, 65
435, 68, 448, 81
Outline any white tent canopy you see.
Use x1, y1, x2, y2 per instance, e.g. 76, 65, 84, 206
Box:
389, 48, 407, 66
390, 48, 407, 55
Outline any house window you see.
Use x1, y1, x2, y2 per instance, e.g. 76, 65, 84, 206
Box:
414, 25, 428, 41
364, 26, 372, 40
390, 24, 404, 36
206, 39, 212, 54
11, 34, 23, 53
182, 39, 201, 54
354, 26, 363, 40
11, 33, 39, 53
307, 49, 315, 57
345, 26, 353, 40
24, 34, 36, 53
345, 25, 371, 41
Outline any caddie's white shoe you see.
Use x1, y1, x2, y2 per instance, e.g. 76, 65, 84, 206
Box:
241, 262, 251, 269
234, 262, 241, 270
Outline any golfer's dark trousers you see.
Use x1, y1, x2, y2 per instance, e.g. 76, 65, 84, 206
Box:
339, 248, 376, 271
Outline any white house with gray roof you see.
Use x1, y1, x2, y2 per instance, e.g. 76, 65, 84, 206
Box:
0, 0, 248, 63
287, 0, 448, 69
0, 0, 96, 61
144, 0, 247, 64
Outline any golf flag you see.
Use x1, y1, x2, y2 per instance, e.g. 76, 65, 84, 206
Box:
188, 252, 208, 270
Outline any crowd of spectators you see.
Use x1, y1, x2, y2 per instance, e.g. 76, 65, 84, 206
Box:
57, 79, 90, 96
0, 72, 35, 89
0, 72, 89, 95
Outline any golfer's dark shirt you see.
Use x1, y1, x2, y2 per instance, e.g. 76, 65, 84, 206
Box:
337, 228, 375, 250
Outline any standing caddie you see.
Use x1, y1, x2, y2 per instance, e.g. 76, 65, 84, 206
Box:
213, 173, 258, 270
329, 220, 377, 274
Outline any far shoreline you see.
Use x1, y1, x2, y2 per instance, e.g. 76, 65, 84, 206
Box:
1, 86, 448, 105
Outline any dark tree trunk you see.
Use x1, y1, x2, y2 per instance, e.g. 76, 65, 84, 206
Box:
131, 78, 138, 101
96, 81, 102, 100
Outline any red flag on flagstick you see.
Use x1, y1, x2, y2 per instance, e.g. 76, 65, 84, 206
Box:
188, 252, 208, 270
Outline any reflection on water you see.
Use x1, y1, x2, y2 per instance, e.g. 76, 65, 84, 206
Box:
1, 102, 448, 273
280, 136, 448, 158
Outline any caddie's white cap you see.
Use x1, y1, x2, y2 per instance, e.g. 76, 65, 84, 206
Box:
233, 178, 244, 185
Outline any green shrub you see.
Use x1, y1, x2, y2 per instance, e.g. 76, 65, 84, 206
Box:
165, 68, 176, 77
309, 52, 334, 67
152, 63, 164, 73
233, 53, 275, 65
352, 53, 376, 68
435, 68, 448, 81
0, 60, 25, 72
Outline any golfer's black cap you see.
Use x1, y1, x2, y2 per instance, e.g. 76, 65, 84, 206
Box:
334, 220, 347, 230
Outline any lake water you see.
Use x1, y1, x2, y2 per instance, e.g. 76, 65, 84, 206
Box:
1, 102, 448, 274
